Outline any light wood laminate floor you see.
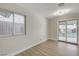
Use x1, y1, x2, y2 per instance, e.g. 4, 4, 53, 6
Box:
16, 40, 79, 56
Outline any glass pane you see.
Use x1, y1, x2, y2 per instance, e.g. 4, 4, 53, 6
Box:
14, 14, 25, 35
0, 10, 13, 36
58, 21, 66, 41
67, 20, 77, 43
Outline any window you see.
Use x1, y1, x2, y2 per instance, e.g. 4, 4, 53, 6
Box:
0, 9, 25, 37
0, 10, 13, 36
14, 14, 25, 35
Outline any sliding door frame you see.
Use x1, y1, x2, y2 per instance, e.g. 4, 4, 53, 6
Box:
57, 19, 78, 45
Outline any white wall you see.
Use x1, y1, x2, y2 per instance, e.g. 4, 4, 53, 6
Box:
0, 4, 47, 56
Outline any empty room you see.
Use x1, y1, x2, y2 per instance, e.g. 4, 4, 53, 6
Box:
0, 3, 79, 56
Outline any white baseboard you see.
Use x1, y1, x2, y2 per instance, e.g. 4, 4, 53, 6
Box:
48, 38, 58, 41
7, 39, 47, 56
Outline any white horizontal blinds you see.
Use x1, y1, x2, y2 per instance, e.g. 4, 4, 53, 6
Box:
0, 10, 13, 36
14, 14, 25, 35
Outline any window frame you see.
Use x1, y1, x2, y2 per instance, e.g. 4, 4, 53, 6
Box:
0, 8, 26, 38
13, 13, 26, 36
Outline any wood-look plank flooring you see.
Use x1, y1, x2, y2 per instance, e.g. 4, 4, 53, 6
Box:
16, 40, 79, 56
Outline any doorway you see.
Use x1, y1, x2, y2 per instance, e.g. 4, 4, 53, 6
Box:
58, 20, 78, 44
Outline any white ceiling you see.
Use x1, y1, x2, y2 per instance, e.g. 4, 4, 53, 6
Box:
17, 3, 79, 18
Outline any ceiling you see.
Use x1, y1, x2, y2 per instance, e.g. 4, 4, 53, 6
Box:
17, 3, 79, 18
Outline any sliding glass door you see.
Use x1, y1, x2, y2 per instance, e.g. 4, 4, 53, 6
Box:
58, 21, 66, 41
58, 20, 77, 44
67, 20, 77, 44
